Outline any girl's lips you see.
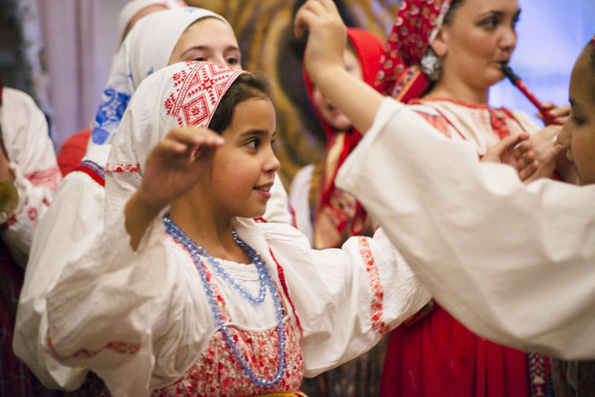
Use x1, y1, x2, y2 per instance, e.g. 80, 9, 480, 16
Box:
253, 182, 273, 192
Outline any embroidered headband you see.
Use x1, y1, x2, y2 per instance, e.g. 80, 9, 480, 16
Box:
165, 61, 246, 128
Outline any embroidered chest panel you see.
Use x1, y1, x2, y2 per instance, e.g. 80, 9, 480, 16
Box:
152, 322, 303, 396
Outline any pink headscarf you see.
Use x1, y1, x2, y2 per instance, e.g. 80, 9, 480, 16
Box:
375, 0, 452, 102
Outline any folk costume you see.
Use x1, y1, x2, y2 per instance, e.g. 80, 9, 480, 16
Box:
14, 8, 244, 391
298, 27, 384, 251
43, 61, 431, 396
375, 1, 547, 396
293, 28, 391, 396
0, 82, 61, 396
336, 96, 595, 361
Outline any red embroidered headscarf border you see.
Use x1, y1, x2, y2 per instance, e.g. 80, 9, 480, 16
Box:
375, 0, 452, 102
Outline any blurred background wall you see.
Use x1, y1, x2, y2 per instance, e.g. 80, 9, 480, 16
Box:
0, 0, 593, 187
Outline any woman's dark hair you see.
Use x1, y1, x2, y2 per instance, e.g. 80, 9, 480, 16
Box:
443, 0, 465, 26
208, 72, 272, 134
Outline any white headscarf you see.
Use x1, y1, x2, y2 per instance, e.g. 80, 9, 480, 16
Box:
117, 0, 187, 43
105, 61, 246, 221
89, 7, 231, 157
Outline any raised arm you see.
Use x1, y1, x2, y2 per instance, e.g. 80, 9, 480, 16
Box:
126, 127, 223, 249
294, 0, 383, 133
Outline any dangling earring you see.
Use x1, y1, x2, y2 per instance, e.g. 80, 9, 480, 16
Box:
420, 46, 443, 82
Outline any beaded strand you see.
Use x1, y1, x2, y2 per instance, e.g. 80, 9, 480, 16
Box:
163, 215, 287, 388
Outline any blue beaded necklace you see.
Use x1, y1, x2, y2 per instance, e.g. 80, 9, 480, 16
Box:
163, 215, 286, 388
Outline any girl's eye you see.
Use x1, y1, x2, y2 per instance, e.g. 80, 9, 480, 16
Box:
193, 56, 207, 62
226, 58, 239, 65
246, 139, 260, 150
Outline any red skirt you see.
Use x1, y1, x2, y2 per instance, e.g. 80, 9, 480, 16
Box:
379, 304, 539, 397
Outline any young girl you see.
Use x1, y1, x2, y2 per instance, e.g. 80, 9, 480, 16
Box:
297, 27, 384, 250
295, 0, 595, 362
43, 61, 431, 396
15, 7, 291, 392
293, 26, 388, 397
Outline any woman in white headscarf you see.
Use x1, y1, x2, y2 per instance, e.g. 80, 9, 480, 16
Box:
13, 7, 278, 391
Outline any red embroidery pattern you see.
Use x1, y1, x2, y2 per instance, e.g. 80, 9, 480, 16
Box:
24, 165, 62, 190
27, 207, 37, 222
104, 163, 141, 173
156, 236, 304, 396
412, 111, 453, 138
164, 62, 245, 128
153, 325, 303, 397
375, 0, 451, 100
357, 237, 389, 335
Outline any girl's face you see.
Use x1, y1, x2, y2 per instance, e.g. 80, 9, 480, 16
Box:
557, 46, 595, 186
311, 47, 362, 132
169, 17, 242, 69
202, 98, 280, 218
434, 0, 520, 91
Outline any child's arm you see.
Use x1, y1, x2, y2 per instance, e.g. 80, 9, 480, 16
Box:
259, 222, 431, 375
335, 98, 595, 359
125, 127, 224, 249
294, 0, 383, 134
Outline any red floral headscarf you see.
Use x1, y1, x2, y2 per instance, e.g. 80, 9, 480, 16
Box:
375, 0, 452, 102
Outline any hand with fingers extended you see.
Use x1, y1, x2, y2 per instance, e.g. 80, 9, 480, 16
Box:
482, 133, 539, 182
138, 127, 224, 211
294, 0, 346, 84
538, 102, 570, 125
125, 127, 224, 249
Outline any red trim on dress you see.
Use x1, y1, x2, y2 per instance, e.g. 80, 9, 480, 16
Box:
268, 248, 303, 338
357, 237, 389, 335
73, 164, 106, 187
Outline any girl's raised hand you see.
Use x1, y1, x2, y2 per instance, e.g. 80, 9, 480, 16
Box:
138, 127, 224, 212
126, 127, 224, 249
294, 0, 346, 84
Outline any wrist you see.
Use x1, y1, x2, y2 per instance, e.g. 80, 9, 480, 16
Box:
131, 188, 166, 218
310, 64, 349, 96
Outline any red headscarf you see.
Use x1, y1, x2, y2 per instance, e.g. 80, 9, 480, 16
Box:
375, 0, 452, 102
303, 27, 384, 248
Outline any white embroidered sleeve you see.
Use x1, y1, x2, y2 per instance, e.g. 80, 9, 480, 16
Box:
0, 88, 61, 267
336, 97, 595, 360
43, 211, 170, 396
14, 172, 106, 390
261, 223, 431, 376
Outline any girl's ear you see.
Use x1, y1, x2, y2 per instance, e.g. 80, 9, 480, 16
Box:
430, 28, 448, 57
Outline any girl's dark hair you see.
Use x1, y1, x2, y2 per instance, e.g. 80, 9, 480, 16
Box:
443, 0, 465, 26
208, 72, 272, 134
588, 39, 595, 71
